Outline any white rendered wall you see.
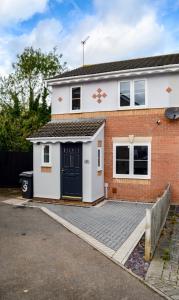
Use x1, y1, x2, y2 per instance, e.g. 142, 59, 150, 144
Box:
91, 127, 104, 202
169, 75, 179, 107
82, 127, 104, 203
82, 142, 92, 201
82, 80, 117, 112
51, 73, 179, 115
147, 74, 170, 108
51, 85, 70, 115
33, 143, 60, 199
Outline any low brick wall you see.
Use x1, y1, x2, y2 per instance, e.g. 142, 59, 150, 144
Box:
145, 184, 171, 261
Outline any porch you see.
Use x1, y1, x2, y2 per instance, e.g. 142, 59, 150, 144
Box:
28, 118, 105, 203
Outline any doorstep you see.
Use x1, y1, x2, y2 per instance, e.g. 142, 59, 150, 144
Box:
31, 196, 105, 207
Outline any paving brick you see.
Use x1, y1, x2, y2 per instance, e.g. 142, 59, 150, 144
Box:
36, 201, 151, 251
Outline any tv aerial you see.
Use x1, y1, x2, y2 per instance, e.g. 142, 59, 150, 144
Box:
81, 36, 90, 66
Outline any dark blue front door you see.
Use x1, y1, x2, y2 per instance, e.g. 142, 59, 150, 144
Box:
61, 143, 82, 199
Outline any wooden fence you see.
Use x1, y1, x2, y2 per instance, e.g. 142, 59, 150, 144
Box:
145, 184, 171, 261
0, 151, 33, 187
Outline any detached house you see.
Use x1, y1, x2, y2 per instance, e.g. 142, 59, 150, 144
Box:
28, 53, 179, 204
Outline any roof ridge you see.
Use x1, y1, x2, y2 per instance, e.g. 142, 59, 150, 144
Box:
48, 52, 179, 81
50, 118, 105, 123
78, 52, 179, 68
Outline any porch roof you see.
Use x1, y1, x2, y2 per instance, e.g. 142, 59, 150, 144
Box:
29, 118, 105, 139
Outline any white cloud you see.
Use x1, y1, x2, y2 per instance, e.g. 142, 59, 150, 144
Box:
0, 0, 179, 76
17, 19, 63, 51
0, 18, 63, 76
94, 0, 150, 23
61, 0, 177, 67
0, 0, 48, 26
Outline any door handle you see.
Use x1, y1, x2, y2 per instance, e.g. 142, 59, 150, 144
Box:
61, 168, 64, 173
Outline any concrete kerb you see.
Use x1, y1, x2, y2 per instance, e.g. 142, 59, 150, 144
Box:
3, 199, 169, 299
40, 206, 169, 300
3, 198, 30, 206
113, 217, 146, 264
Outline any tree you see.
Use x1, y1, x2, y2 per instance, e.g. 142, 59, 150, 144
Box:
0, 47, 66, 151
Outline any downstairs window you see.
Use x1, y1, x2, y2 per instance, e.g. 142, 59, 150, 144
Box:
42, 144, 51, 166
113, 143, 151, 179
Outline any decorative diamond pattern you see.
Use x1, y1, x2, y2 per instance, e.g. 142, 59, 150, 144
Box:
102, 92, 107, 98
166, 87, 172, 93
92, 88, 107, 104
58, 96, 63, 102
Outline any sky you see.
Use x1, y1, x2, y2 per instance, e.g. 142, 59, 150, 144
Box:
0, 0, 179, 76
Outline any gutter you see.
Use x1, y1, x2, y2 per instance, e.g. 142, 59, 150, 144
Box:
46, 64, 179, 86
27, 136, 93, 143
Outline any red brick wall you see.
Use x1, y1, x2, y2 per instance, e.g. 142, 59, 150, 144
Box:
52, 109, 179, 203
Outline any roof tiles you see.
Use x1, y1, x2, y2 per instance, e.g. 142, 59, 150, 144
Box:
29, 119, 105, 138
49, 53, 179, 80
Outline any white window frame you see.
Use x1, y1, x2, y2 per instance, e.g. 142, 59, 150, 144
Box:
41, 144, 52, 167
97, 147, 103, 171
118, 79, 147, 109
113, 142, 151, 179
70, 85, 82, 113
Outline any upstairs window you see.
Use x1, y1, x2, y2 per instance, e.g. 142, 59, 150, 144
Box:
120, 81, 131, 107
71, 87, 81, 111
134, 80, 145, 106
119, 80, 146, 108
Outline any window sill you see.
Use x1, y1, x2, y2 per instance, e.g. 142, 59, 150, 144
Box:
41, 164, 52, 168
70, 110, 82, 114
97, 170, 102, 176
118, 105, 147, 110
113, 175, 151, 180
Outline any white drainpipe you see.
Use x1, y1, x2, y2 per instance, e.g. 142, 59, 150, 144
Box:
104, 183, 109, 199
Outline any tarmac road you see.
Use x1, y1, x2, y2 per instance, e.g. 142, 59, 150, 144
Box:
0, 202, 164, 300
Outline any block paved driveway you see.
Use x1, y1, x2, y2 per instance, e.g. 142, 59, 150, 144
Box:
36, 201, 152, 251
0, 202, 163, 300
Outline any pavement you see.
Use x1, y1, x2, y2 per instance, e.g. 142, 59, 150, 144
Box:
0, 202, 164, 300
146, 206, 179, 300
29, 200, 152, 251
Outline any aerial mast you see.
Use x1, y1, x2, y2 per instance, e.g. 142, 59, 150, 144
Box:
81, 36, 90, 66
